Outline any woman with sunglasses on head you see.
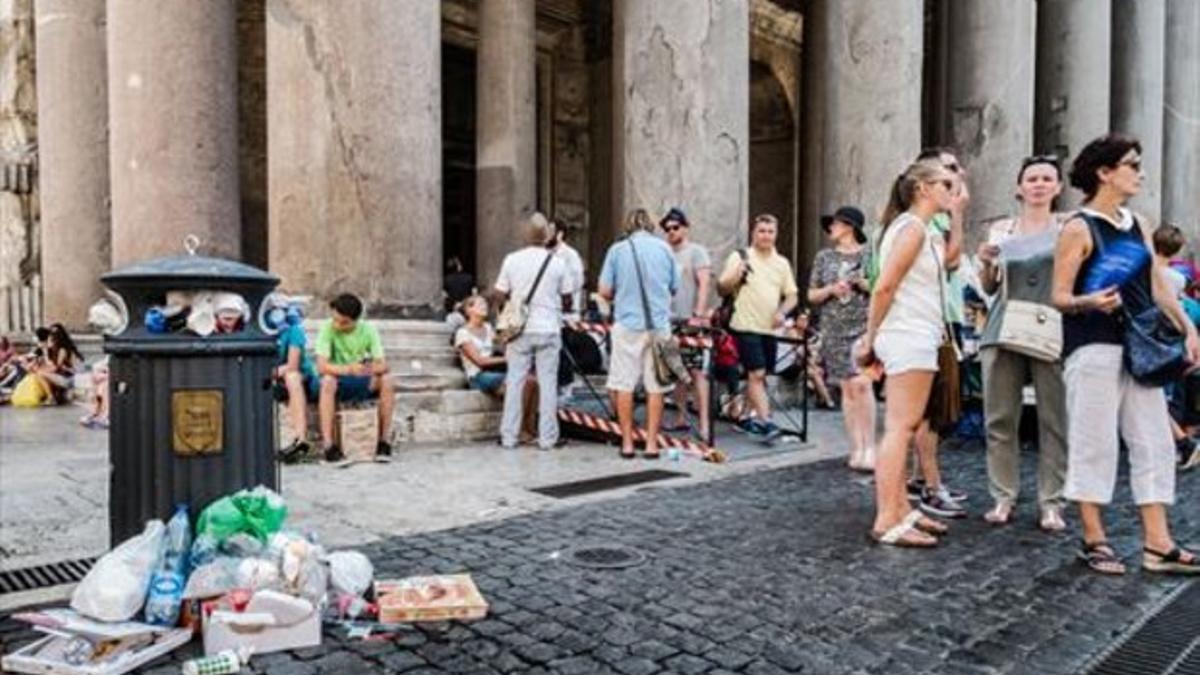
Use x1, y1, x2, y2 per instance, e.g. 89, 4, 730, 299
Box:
1052, 133, 1200, 575
855, 159, 958, 547
976, 155, 1069, 531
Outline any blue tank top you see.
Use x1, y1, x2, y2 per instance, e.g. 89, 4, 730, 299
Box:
1062, 212, 1153, 358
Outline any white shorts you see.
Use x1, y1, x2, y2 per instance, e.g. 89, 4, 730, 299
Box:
1063, 344, 1175, 505
874, 329, 938, 375
606, 323, 673, 395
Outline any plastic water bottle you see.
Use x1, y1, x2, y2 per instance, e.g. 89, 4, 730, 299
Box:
163, 504, 192, 575
144, 505, 191, 626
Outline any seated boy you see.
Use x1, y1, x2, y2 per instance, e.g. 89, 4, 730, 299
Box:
314, 293, 394, 461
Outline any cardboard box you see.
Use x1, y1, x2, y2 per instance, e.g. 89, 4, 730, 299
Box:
202, 591, 321, 656
2, 610, 192, 675
335, 406, 379, 461
375, 574, 488, 623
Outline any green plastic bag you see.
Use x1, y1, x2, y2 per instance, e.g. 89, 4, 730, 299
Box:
196, 486, 288, 543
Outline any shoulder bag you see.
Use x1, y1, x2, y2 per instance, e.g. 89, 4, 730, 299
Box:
629, 238, 692, 387
1104, 217, 1189, 386
496, 251, 555, 345
994, 226, 1062, 361
925, 235, 962, 433
713, 248, 749, 330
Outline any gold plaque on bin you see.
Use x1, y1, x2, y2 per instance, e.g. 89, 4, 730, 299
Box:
172, 390, 224, 455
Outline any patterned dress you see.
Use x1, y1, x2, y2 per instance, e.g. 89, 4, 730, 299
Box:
809, 246, 870, 381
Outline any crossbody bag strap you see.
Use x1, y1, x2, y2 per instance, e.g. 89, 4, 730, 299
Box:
628, 237, 657, 331
524, 251, 555, 306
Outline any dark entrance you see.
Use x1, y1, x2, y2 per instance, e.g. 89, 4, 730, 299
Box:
442, 43, 477, 289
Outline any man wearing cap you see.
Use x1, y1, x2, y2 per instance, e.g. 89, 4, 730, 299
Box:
662, 207, 713, 439
808, 206, 875, 471
717, 213, 799, 442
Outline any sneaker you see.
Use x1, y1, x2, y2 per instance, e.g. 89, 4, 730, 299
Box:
906, 478, 926, 502
1180, 440, 1200, 472
323, 444, 345, 462
734, 418, 761, 435
279, 438, 311, 463
941, 484, 969, 503
758, 420, 783, 443
919, 486, 967, 519
376, 440, 393, 457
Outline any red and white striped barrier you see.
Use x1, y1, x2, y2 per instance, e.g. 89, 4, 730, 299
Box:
558, 407, 727, 463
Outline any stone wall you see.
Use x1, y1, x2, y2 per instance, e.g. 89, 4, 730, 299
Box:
0, 0, 38, 304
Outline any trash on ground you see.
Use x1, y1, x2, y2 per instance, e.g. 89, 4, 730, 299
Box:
71, 520, 165, 623
1, 609, 191, 675
375, 574, 489, 623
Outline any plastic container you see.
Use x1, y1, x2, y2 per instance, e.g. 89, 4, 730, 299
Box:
143, 570, 185, 626
182, 649, 243, 675
163, 504, 193, 575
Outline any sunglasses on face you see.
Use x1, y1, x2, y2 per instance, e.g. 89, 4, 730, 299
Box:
944, 161, 962, 174
927, 179, 953, 191
662, 224, 684, 233
1119, 158, 1142, 172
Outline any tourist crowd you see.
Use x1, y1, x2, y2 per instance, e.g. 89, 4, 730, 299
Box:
4, 132, 1197, 578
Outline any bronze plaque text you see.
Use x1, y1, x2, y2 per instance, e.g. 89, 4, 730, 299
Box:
172, 390, 223, 456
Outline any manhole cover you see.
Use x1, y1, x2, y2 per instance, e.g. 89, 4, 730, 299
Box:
563, 544, 647, 570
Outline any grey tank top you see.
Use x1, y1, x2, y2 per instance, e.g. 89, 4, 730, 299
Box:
980, 227, 1058, 348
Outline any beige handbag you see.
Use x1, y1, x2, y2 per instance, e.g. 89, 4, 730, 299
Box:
995, 267, 1062, 362
496, 252, 554, 344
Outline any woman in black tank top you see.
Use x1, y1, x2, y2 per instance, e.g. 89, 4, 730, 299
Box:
1051, 134, 1200, 576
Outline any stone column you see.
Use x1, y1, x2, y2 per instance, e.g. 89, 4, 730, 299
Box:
801, 0, 923, 242
267, 0, 442, 316
1111, 0, 1165, 223
1163, 0, 1200, 233
943, 0, 1036, 233
35, 0, 109, 330
475, 0, 537, 290
1036, 0, 1112, 208
107, 0, 240, 265
613, 0, 749, 266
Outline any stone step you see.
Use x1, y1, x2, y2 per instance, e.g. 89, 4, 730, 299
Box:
393, 388, 502, 444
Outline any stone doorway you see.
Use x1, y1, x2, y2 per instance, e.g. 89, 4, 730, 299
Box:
749, 59, 799, 265
442, 42, 478, 289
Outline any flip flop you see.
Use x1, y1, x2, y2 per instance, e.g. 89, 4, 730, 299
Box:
871, 511, 938, 548
642, 450, 661, 460
618, 448, 636, 460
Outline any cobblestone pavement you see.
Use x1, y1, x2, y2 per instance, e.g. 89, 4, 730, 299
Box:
3, 443, 1198, 674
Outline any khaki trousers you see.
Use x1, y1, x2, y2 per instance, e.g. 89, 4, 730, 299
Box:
981, 346, 1068, 508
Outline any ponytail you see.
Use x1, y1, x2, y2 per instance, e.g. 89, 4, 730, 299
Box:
879, 159, 946, 234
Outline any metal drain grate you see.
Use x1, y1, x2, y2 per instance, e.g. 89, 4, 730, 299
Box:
1086, 581, 1200, 675
563, 544, 647, 570
0, 557, 97, 595
530, 469, 688, 499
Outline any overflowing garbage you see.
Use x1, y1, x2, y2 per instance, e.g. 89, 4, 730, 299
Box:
2, 486, 489, 675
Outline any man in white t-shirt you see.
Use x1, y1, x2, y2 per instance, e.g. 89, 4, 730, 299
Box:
551, 220, 586, 322
493, 213, 576, 450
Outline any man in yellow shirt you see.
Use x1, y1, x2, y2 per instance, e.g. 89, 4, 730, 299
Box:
717, 214, 799, 441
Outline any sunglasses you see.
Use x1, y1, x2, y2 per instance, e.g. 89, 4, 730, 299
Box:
927, 179, 954, 191
662, 223, 685, 232
1022, 153, 1059, 167
944, 161, 962, 174
1119, 158, 1143, 172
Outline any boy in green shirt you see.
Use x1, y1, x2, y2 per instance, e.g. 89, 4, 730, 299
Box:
315, 293, 394, 461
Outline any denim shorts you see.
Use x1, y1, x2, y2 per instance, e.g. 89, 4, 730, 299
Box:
335, 375, 378, 402
468, 371, 506, 393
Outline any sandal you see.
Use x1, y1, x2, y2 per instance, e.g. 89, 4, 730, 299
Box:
642, 449, 661, 460
1143, 546, 1200, 575
984, 502, 1014, 526
1077, 541, 1126, 575
1038, 506, 1066, 533
871, 511, 939, 548
914, 515, 948, 536
618, 448, 636, 460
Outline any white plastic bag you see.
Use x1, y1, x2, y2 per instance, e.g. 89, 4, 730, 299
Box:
71, 520, 165, 622
182, 557, 241, 600
328, 551, 373, 597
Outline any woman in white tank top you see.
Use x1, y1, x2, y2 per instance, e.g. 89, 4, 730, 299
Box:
856, 159, 957, 548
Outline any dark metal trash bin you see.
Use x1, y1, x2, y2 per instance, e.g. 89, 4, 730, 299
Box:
101, 254, 280, 544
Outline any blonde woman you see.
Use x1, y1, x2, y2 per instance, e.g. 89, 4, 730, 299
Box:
857, 160, 957, 548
